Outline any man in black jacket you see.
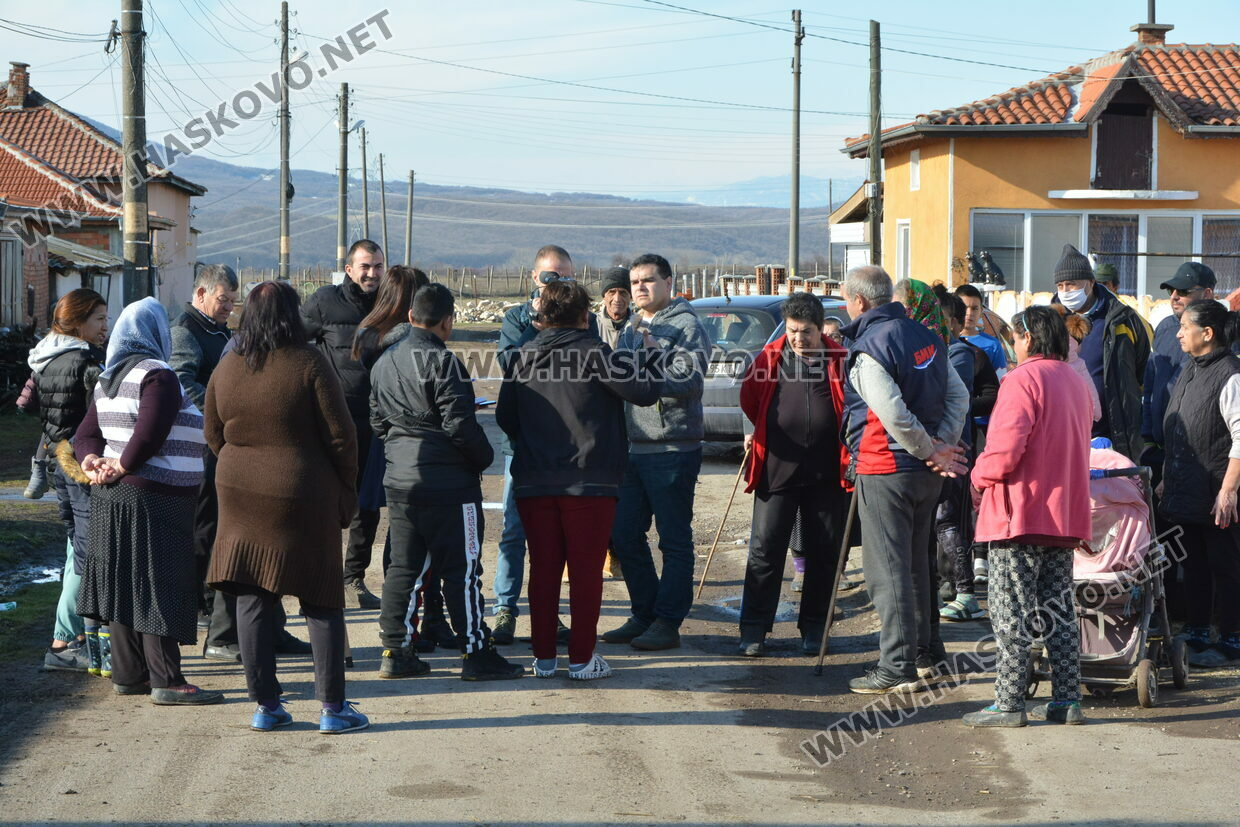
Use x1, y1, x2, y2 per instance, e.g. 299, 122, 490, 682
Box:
371, 283, 524, 681
303, 240, 383, 609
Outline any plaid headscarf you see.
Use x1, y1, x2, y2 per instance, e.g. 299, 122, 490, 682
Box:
902, 279, 951, 343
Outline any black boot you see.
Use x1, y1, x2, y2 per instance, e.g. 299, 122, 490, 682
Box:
461, 644, 524, 681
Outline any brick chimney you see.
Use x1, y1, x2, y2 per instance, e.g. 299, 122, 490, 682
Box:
6, 62, 29, 108
1131, 22, 1174, 46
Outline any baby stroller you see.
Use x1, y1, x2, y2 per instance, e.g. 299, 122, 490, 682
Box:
1026, 447, 1188, 708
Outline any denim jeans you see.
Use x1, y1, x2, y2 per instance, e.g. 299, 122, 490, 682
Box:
53, 538, 84, 643
491, 455, 528, 615
610, 449, 702, 627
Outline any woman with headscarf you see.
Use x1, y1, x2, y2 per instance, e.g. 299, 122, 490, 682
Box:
74, 297, 222, 705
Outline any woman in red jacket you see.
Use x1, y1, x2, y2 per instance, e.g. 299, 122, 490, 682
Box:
737, 293, 850, 657
963, 305, 1093, 728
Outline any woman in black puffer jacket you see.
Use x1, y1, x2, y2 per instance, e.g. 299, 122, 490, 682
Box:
26, 288, 109, 674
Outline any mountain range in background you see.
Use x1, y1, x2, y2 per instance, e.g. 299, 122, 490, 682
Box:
631, 175, 861, 208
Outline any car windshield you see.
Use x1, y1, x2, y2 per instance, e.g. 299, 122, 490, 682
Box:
699, 310, 777, 353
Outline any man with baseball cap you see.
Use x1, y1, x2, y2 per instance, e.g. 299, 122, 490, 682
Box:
1051, 244, 1151, 460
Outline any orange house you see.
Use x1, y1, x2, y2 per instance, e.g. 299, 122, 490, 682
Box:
844, 19, 1240, 298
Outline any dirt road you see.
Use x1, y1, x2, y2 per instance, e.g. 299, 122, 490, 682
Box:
2, 386, 1238, 824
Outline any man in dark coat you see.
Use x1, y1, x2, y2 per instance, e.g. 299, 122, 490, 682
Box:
1051, 244, 1151, 461
371, 283, 524, 682
302, 240, 383, 609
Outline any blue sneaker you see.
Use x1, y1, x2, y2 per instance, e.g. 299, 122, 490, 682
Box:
320, 700, 369, 734
251, 702, 293, 732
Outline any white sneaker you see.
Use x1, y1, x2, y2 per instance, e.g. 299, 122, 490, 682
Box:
532, 657, 558, 678
567, 653, 612, 681
973, 558, 989, 585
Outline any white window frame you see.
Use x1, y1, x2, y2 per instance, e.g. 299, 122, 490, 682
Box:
909, 149, 920, 191
895, 219, 911, 279
969, 208, 1240, 295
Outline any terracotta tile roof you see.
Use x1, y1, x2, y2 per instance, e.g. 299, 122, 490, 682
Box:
0, 88, 205, 195
846, 43, 1240, 151
0, 136, 121, 218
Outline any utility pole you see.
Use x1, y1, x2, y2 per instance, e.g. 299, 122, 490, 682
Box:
867, 20, 883, 267
404, 170, 414, 264
827, 177, 833, 279
378, 153, 389, 258
359, 127, 370, 239
120, 0, 150, 304
277, 1, 290, 280
336, 83, 348, 272
788, 9, 804, 280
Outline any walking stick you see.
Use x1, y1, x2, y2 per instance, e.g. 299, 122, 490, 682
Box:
814, 487, 858, 676
694, 446, 750, 600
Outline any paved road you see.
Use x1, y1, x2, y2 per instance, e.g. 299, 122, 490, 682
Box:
2, 403, 1237, 824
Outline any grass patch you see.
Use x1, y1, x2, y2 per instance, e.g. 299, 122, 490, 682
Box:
0, 500, 63, 573
0, 411, 43, 485
0, 581, 60, 664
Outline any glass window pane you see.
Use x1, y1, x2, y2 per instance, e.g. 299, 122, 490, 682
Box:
1203, 217, 1240, 295
1030, 214, 1082, 294
972, 212, 1024, 288
1088, 214, 1139, 295
1146, 216, 1194, 293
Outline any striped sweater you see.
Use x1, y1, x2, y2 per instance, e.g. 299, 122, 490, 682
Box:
88, 359, 206, 493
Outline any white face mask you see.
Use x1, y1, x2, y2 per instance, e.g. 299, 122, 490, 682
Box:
1058, 288, 1088, 311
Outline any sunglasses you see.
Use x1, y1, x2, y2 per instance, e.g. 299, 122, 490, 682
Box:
538, 271, 575, 285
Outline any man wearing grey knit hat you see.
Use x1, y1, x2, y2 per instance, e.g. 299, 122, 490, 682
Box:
1051, 243, 1150, 460
595, 266, 632, 349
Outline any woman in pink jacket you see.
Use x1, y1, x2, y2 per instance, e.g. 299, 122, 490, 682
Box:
963, 305, 1093, 728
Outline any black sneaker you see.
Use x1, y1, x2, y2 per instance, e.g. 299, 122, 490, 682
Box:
461, 645, 525, 681
800, 628, 824, 656
345, 578, 381, 610
274, 631, 312, 656
492, 609, 517, 645
601, 617, 650, 644
379, 647, 431, 679
738, 637, 768, 657
848, 667, 919, 694
423, 618, 460, 650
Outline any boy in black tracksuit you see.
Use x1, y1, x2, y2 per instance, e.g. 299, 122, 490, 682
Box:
370, 284, 523, 681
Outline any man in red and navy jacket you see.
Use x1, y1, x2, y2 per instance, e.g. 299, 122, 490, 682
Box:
737, 293, 851, 658
839, 267, 969, 695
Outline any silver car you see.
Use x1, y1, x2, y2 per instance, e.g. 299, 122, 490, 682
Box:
694, 294, 849, 441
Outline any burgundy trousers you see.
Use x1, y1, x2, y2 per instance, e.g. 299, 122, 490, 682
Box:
518, 495, 617, 663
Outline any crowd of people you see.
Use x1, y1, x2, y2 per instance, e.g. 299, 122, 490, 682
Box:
17, 235, 1240, 733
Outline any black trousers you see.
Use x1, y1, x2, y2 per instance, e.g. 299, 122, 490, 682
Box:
194, 451, 219, 613
343, 422, 382, 583
936, 475, 975, 596
207, 589, 287, 648
381, 497, 489, 653
1177, 521, 1240, 636
109, 621, 184, 688
740, 482, 845, 636
234, 584, 345, 705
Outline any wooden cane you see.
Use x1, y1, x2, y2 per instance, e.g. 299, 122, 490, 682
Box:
694, 446, 751, 600
814, 487, 858, 676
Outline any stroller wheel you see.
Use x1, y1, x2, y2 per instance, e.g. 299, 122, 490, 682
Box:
1136, 658, 1158, 708
1171, 639, 1189, 690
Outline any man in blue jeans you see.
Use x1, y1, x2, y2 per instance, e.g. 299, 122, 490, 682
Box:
604, 253, 712, 651
492, 245, 598, 644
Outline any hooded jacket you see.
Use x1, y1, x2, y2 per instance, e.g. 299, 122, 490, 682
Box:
302, 279, 377, 421
614, 297, 711, 453
1052, 284, 1150, 460
496, 327, 660, 499
370, 326, 493, 504
28, 334, 105, 443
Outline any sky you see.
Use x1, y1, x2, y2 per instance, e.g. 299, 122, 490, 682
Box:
3, 0, 1240, 199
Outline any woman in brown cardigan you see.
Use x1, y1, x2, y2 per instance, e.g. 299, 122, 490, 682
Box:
204, 281, 367, 734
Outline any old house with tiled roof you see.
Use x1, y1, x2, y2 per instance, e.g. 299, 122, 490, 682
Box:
843, 19, 1240, 298
0, 61, 205, 328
